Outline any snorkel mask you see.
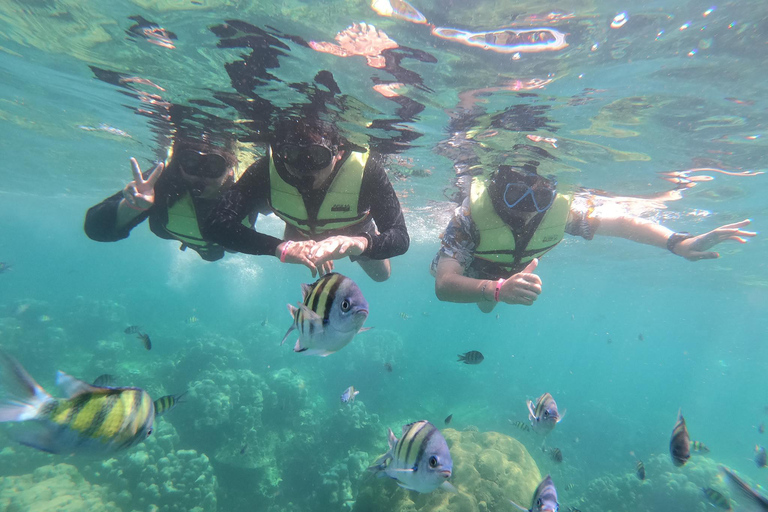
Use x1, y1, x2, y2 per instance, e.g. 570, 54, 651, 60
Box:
491, 165, 557, 220
273, 138, 338, 175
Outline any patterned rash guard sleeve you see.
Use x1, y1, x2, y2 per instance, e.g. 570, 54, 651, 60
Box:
565, 192, 599, 240
430, 198, 478, 274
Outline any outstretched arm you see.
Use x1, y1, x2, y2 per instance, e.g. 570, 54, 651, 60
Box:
593, 213, 755, 260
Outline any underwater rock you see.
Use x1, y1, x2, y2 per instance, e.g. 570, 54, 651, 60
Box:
582, 453, 725, 512
353, 429, 541, 512
0, 463, 119, 512
80, 421, 218, 512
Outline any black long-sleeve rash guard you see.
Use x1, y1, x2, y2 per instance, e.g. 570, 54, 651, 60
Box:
203, 152, 410, 260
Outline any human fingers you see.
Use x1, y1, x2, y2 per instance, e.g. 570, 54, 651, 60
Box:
130, 158, 143, 183
718, 219, 751, 231
145, 162, 165, 188
122, 184, 140, 206
521, 258, 538, 274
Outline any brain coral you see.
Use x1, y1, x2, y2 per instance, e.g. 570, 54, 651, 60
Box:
353, 428, 541, 512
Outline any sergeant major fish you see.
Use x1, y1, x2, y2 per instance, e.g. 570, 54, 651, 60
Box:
670, 409, 690, 467
153, 393, 186, 416
0, 351, 155, 455
527, 393, 564, 434
457, 351, 484, 364
701, 487, 732, 510
281, 273, 370, 357
341, 386, 359, 404
636, 459, 646, 480
510, 474, 559, 512
368, 420, 456, 493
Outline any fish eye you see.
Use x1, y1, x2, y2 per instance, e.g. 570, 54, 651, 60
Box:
428, 456, 438, 468
341, 300, 351, 312
536, 498, 542, 507
146, 428, 153, 437
543, 411, 550, 418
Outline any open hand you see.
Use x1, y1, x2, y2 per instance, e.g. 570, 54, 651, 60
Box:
122, 157, 164, 210
674, 219, 756, 261
309, 22, 398, 69
498, 259, 542, 306
309, 236, 368, 268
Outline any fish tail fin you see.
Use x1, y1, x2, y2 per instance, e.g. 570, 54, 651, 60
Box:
457, 354, 465, 362
0, 351, 53, 422
280, 304, 298, 346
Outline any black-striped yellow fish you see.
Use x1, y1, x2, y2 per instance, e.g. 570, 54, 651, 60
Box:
153, 393, 186, 416
137, 333, 152, 351
281, 273, 369, 357
368, 420, 455, 493
511, 420, 531, 432
636, 460, 646, 480
548, 447, 563, 463
511, 474, 559, 512
691, 440, 710, 454
0, 351, 155, 455
564, 483, 576, 491
701, 487, 732, 510
527, 392, 564, 435
670, 409, 690, 467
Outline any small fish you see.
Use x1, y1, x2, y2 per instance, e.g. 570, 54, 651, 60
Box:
368, 420, 455, 494
0, 262, 11, 274
92, 374, 116, 387
701, 487, 732, 510
384, 362, 393, 373
720, 466, 768, 510
670, 409, 690, 467
548, 447, 563, 463
240, 442, 248, 455
510, 474, 559, 512
341, 386, 359, 404
261, 318, 269, 327
691, 440, 710, 453
399, 312, 410, 320
153, 393, 186, 416
457, 351, 484, 365
527, 393, 564, 435
606, 337, 613, 344
760, 422, 765, 434
636, 460, 646, 480
444, 414, 453, 425
281, 273, 370, 357
756, 445, 767, 468
0, 350, 155, 454
136, 333, 152, 351
638, 333, 644, 341
124, 325, 141, 334
185, 316, 199, 325
511, 420, 531, 432
564, 483, 576, 491
38, 315, 52, 322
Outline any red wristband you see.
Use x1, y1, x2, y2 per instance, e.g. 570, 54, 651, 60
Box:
494, 278, 504, 302
280, 241, 294, 263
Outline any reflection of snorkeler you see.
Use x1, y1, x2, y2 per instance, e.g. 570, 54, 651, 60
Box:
431, 166, 756, 313
84, 137, 256, 262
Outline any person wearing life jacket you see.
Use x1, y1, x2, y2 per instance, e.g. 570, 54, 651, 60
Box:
433, 165, 756, 313
85, 137, 255, 262
203, 116, 409, 282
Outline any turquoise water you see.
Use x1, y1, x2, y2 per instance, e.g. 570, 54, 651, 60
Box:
1, 1, 767, 511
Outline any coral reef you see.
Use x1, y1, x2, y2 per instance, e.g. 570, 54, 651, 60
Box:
353, 429, 541, 512
81, 421, 217, 512
0, 464, 119, 512
582, 453, 728, 512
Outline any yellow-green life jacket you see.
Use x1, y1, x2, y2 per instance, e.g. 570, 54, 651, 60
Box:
268, 148, 370, 236
470, 177, 570, 272
163, 165, 250, 252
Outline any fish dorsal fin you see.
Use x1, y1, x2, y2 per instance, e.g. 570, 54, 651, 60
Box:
301, 283, 313, 302
508, 500, 530, 512
56, 371, 101, 398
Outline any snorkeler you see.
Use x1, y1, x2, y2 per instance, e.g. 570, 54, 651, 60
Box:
203, 116, 409, 281
432, 165, 756, 312
84, 136, 256, 262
